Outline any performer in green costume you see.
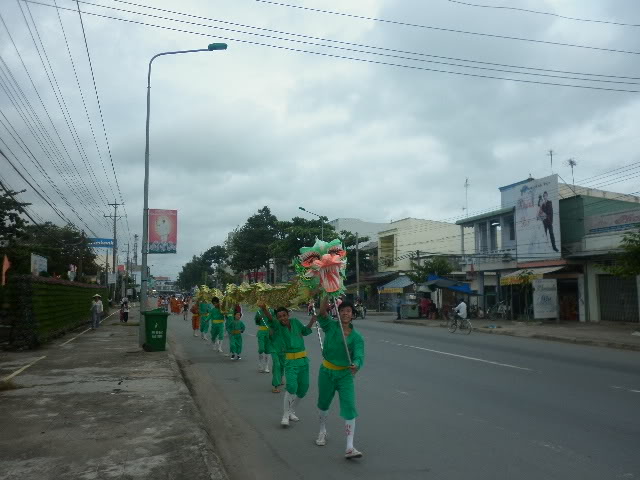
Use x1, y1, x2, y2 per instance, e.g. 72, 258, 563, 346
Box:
255, 308, 272, 373
259, 303, 316, 426
209, 297, 226, 353
227, 311, 245, 360
315, 298, 365, 459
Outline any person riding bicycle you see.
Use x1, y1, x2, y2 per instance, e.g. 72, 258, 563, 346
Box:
454, 298, 467, 320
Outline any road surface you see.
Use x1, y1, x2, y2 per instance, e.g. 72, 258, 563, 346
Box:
168, 311, 640, 480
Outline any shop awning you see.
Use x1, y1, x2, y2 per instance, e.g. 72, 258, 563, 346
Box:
423, 274, 480, 295
500, 266, 564, 286
378, 275, 414, 294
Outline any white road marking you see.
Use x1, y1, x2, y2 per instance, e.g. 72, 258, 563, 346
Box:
2, 356, 46, 382
611, 386, 640, 394
396, 389, 409, 396
380, 339, 533, 371
59, 311, 118, 346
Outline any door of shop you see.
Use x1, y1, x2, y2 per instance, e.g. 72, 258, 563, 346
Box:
598, 275, 639, 322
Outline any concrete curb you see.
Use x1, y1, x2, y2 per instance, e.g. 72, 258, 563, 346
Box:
391, 319, 640, 352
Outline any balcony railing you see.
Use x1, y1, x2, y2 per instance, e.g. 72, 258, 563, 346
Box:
461, 248, 516, 266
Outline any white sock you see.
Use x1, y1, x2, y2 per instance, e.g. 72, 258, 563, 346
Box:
345, 419, 356, 450
319, 410, 329, 434
283, 391, 292, 418
290, 395, 299, 414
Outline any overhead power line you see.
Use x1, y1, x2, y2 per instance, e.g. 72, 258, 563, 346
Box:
23, 0, 640, 93
0, 11, 110, 216
254, 0, 640, 56
447, 0, 640, 28
112, 0, 640, 82
74, 0, 132, 241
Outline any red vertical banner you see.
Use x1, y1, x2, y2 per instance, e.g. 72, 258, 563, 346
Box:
148, 209, 177, 254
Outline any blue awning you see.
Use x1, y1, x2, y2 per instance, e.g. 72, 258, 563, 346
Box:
424, 275, 479, 295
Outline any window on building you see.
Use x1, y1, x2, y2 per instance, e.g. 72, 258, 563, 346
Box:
504, 215, 515, 241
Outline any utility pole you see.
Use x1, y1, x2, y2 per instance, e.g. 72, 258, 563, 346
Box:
416, 250, 421, 267
355, 232, 360, 300
78, 230, 85, 280
548, 149, 554, 173
105, 200, 123, 302
133, 234, 139, 267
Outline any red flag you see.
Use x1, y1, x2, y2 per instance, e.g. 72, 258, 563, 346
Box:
1, 255, 10, 286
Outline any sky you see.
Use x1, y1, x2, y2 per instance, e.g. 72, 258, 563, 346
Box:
1, 0, 639, 278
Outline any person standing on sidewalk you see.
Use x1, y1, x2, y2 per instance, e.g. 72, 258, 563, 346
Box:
227, 311, 246, 360
258, 302, 316, 427
255, 307, 273, 373
90, 294, 103, 329
314, 298, 365, 459
209, 297, 226, 353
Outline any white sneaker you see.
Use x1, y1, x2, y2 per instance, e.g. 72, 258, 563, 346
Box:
345, 448, 363, 459
217, 346, 223, 353
315, 432, 327, 446
289, 412, 299, 422
264, 366, 270, 373
281, 415, 290, 427
193, 331, 198, 337
258, 366, 264, 373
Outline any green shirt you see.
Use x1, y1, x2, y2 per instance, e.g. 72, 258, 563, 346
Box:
199, 302, 211, 318
317, 314, 365, 369
227, 319, 245, 335
209, 306, 224, 321
255, 309, 273, 327
266, 316, 312, 354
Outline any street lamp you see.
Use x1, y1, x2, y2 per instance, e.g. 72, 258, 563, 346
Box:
140, 43, 227, 346
298, 206, 328, 240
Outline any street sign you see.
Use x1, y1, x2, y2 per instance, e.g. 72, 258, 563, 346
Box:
88, 238, 114, 248
108, 272, 117, 284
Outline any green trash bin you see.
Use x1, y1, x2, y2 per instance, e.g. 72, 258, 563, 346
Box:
143, 309, 169, 351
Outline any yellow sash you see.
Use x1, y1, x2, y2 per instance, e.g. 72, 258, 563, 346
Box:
285, 351, 307, 360
322, 359, 349, 370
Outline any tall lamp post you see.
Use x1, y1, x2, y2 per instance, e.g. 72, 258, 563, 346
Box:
298, 206, 328, 240
140, 43, 227, 346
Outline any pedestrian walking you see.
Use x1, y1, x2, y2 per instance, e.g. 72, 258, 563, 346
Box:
315, 298, 365, 459
227, 311, 245, 360
255, 307, 272, 373
209, 297, 226, 352
258, 302, 316, 427
90, 294, 103, 329
120, 297, 129, 323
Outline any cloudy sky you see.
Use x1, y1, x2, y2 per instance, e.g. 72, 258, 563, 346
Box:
1, 0, 639, 277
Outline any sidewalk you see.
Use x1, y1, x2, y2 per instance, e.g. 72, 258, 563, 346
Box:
0, 306, 227, 480
368, 312, 640, 352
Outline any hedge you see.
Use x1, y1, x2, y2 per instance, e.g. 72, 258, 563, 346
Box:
0, 275, 108, 349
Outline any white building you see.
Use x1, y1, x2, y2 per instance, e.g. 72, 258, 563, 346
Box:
378, 217, 473, 273
328, 218, 390, 242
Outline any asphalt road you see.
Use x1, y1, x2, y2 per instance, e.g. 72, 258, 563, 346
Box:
168, 311, 640, 480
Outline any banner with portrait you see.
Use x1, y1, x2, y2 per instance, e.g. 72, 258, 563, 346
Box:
148, 209, 177, 254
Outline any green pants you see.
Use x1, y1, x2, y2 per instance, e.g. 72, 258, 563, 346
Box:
285, 357, 309, 398
257, 330, 270, 354
271, 352, 285, 388
210, 322, 224, 342
230, 334, 243, 354
199, 317, 210, 334
317, 365, 357, 420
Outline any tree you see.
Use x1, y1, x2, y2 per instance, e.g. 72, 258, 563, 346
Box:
2, 221, 99, 279
339, 230, 373, 280
269, 217, 335, 262
228, 207, 279, 276
0, 186, 30, 243
407, 256, 453, 284
606, 229, 640, 277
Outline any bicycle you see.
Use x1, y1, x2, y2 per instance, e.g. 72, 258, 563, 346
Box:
447, 313, 472, 335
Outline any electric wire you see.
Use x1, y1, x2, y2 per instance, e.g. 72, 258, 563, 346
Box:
112, 0, 640, 82
255, 0, 640, 56
16, 0, 112, 210
0, 11, 110, 217
74, 0, 132, 241
22, 0, 640, 94
447, 0, 640, 28
0, 61, 109, 228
